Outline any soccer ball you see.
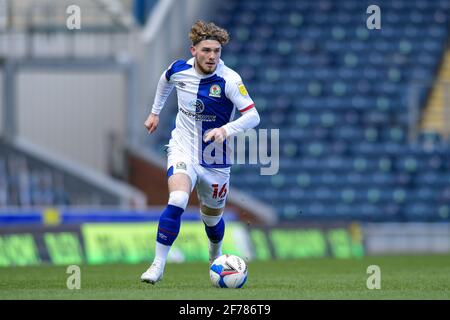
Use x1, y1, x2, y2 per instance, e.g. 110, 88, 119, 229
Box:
209, 254, 248, 288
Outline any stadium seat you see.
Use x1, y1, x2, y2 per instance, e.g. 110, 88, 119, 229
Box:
150, 0, 450, 221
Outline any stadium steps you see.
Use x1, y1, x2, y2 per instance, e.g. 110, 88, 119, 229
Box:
421, 50, 450, 137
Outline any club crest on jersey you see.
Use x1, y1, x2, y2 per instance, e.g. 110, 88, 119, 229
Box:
209, 84, 221, 98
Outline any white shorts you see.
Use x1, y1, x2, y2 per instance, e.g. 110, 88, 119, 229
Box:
166, 140, 231, 209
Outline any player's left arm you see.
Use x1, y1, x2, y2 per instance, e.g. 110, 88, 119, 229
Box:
204, 79, 260, 143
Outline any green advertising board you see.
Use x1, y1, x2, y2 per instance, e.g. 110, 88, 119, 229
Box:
0, 228, 84, 267
81, 222, 252, 265
0, 234, 41, 267
250, 229, 271, 261
0, 222, 364, 267
267, 226, 364, 259
44, 232, 84, 265
269, 229, 328, 259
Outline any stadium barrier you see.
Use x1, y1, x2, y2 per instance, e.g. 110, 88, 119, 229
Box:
0, 208, 365, 267
362, 223, 450, 254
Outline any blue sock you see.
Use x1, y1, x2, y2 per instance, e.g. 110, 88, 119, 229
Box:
156, 204, 184, 246
204, 218, 225, 243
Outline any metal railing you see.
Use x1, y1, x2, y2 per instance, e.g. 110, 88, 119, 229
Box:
0, 0, 136, 59
3, 0, 133, 31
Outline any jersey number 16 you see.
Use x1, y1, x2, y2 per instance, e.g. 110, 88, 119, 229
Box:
212, 183, 227, 199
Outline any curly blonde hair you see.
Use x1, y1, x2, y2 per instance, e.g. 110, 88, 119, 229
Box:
189, 20, 230, 46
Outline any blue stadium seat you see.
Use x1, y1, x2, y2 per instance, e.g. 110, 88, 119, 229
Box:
172, 0, 450, 221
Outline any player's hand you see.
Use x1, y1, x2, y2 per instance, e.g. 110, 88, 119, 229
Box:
144, 113, 159, 134
203, 127, 227, 144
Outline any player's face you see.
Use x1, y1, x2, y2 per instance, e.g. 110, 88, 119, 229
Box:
191, 40, 221, 75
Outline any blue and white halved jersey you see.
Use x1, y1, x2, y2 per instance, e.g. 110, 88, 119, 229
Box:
151, 57, 255, 168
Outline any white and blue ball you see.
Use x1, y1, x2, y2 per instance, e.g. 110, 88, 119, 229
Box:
209, 254, 248, 288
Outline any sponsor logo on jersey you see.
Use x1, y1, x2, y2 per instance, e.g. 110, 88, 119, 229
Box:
209, 84, 221, 98
189, 99, 205, 113
179, 107, 216, 122
238, 82, 248, 96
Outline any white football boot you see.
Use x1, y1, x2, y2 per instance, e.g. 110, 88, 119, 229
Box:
140, 261, 164, 284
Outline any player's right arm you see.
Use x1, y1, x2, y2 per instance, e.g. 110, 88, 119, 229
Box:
144, 66, 176, 134
144, 112, 159, 134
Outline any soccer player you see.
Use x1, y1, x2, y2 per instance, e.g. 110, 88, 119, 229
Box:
141, 20, 260, 284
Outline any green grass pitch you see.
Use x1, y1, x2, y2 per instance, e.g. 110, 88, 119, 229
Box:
0, 255, 449, 299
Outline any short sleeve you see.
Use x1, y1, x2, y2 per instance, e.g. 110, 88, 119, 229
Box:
225, 76, 255, 113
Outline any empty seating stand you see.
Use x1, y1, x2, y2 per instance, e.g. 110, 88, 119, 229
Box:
154, 0, 450, 221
